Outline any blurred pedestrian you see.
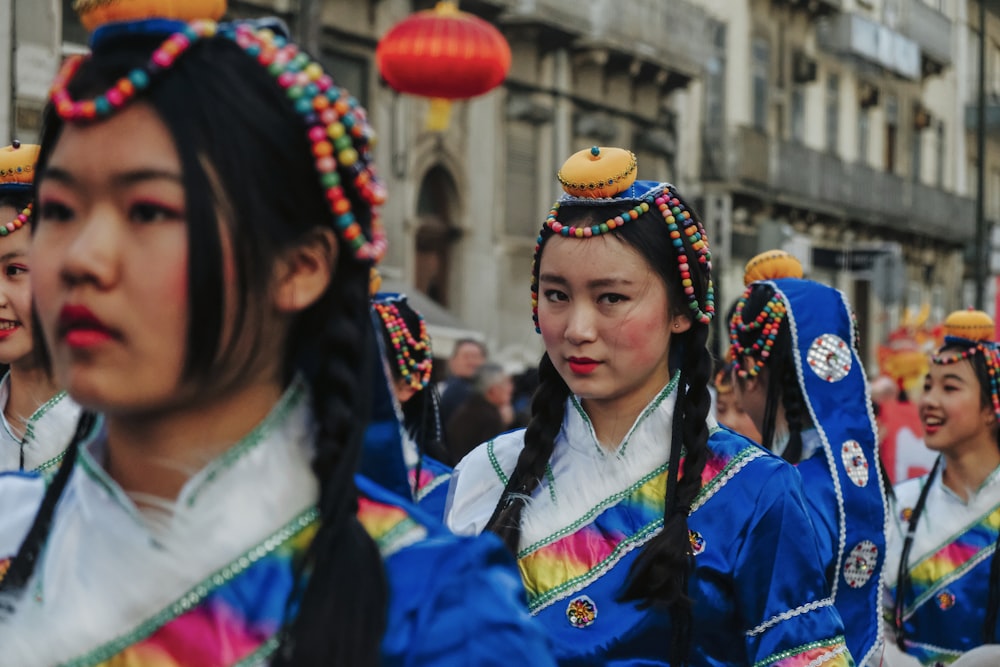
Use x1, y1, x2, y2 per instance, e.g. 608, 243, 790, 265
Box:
445, 362, 514, 463
438, 338, 487, 425
872, 374, 936, 484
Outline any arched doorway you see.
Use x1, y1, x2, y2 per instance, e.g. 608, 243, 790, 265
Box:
414, 165, 460, 307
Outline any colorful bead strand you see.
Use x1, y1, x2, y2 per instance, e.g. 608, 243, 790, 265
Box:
47, 19, 387, 264
728, 289, 788, 379
1, 203, 31, 237
374, 301, 433, 391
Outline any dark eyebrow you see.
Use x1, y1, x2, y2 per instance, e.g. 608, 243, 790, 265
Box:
40, 166, 182, 188
941, 373, 968, 384
0, 251, 25, 263
537, 273, 636, 289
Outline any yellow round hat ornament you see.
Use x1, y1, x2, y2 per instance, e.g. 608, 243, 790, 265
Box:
557, 146, 637, 198
942, 308, 995, 342
73, 0, 228, 32
0, 141, 40, 190
743, 249, 804, 286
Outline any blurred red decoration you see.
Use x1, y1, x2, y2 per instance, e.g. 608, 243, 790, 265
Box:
376, 1, 511, 130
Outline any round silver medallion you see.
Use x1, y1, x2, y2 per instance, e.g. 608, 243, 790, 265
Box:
840, 440, 869, 487
807, 334, 853, 382
843, 540, 878, 589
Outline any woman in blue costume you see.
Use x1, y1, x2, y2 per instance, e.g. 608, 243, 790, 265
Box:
446, 146, 852, 666
0, 142, 81, 475
370, 291, 452, 518
884, 309, 1000, 665
728, 250, 888, 665
0, 3, 554, 665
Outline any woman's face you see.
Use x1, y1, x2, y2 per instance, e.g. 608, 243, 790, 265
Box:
919, 356, 997, 456
0, 210, 35, 367
33, 103, 191, 414
537, 234, 690, 414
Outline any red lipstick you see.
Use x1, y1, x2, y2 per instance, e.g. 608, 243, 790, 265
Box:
59, 304, 116, 348
0, 320, 20, 340
568, 357, 600, 375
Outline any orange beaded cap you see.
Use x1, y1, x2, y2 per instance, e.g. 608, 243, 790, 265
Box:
743, 249, 804, 286
73, 0, 228, 32
0, 142, 40, 190
942, 308, 995, 343
556, 146, 637, 198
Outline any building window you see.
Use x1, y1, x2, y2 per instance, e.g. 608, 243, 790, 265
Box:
752, 37, 770, 131
935, 121, 945, 187
504, 121, 540, 238
61, 0, 88, 46
791, 87, 805, 142
826, 73, 839, 153
320, 50, 370, 109
415, 166, 460, 307
858, 110, 870, 165
886, 95, 898, 173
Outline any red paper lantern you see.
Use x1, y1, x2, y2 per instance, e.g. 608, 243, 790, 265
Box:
376, 1, 511, 129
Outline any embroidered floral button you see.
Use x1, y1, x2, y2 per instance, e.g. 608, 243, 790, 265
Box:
566, 595, 597, 628
840, 440, 869, 487
689, 530, 706, 556
936, 590, 956, 611
843, 540, 878, 588
900, 507, 913, 522
807, 334, 852, 382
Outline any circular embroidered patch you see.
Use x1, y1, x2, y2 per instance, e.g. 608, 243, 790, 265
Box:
689, 530, 706, 556
566, 595, 597, 628
936, 590, 956, 611
900, 507, 913, 523
843, 540, 878, 588
840, 440, 869, 487
807, 334, 852, 382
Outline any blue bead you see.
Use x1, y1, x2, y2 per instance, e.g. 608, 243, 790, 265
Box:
591, 225, 600, 235
561, 227, 570, 236
295, 98, 313, 114
129, 70, 150, 89
94, 96, 111, 115
590, 146, 600, 156
336, 213, 354, 229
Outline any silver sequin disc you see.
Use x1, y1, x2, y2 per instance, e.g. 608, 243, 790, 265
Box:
843, 540, 878, 589
841, 440, 869, 487
806, 334, 852, 382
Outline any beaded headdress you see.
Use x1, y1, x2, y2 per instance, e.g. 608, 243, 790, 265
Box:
932, 309, 1000, 419
531, 146, 715, 332
0, 141, 39, 237
373, 293, 433, 391
728, 250, 803, 379
50, 0, 387, 263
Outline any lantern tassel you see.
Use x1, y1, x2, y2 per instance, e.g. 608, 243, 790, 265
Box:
426, 98, 453, 131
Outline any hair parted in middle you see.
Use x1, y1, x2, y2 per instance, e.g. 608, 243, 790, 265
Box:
486, 146, 715, 666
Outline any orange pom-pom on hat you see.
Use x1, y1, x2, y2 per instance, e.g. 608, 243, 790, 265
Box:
942, 308, 995, 342
556, 146, 637, 199
743, 249, 804, 286
0, 141, 40, 191
73, 0, 227, 32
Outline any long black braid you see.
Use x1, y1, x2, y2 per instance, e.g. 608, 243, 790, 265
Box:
486, 351, 568, 552
733, 284, 811, 462
488, 195, 714, 666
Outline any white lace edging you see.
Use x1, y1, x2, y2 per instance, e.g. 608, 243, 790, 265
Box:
746, 597, 834, 637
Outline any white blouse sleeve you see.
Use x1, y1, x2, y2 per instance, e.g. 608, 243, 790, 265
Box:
444, 430, 524, 537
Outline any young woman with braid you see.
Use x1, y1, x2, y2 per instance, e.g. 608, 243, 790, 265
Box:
369, 292, 452, 518
884, 309, 1000, 665
0, 3, 554, 665
0, 142, 81, 474
729, 250, 888, 665
446, 147, 851, 666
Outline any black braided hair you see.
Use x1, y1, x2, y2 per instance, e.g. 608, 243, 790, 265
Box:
488, 194, 714, 666
0, 412, 95, 599
732, 283, 812, 461
6, 27, 388, 665
485, 351, 568, 553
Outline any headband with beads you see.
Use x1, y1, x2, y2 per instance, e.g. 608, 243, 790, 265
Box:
0, 141, 40, 237
373, 295, 433, 391
531, 147, 715, 332
932, 309, 1000, 420
728, 250, 803, 379
46, 10, 388, 264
